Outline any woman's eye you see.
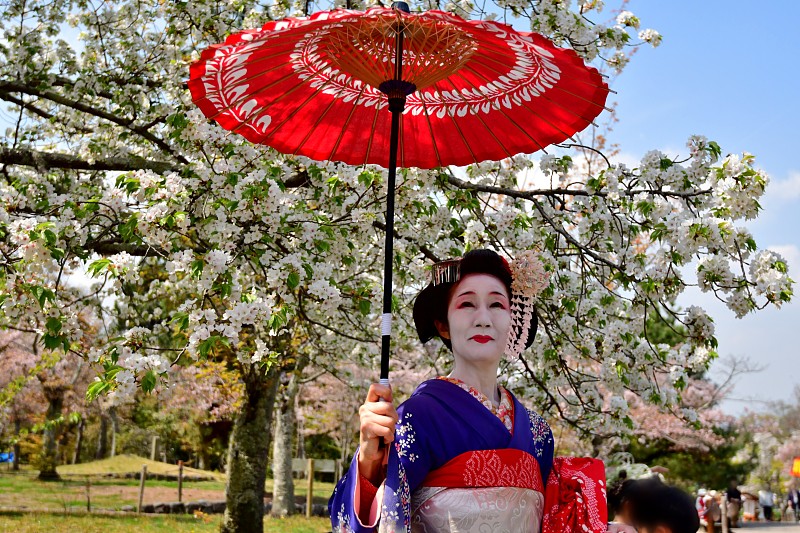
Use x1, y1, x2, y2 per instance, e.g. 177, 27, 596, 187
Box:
491, 302, 506, 309
457, 301, 474, 308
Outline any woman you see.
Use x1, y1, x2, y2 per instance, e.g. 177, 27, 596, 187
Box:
329, 249, 606, 533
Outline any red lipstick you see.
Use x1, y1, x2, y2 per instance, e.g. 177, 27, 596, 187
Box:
471, 335, 493, 344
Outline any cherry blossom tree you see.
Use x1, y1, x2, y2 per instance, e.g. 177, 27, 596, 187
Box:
738, 387, 800, 490
0, 330, 46, 471
0, 328, 95, 477
1, 0, 794, 530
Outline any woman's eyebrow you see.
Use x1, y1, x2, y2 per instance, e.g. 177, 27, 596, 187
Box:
454, 290, 508, 298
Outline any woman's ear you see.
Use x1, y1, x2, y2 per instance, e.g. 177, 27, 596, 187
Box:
434, 319, 450, 340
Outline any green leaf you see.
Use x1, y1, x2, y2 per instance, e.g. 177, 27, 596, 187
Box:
86, 380, 111, 402
141, 370, 157, 393
287, 271, 300, 289
359, 299, 371, 316
119, 214, 139, 242
42, 333, 64, 350
27, 285, 55, 309
43, 229, 57, 246
87, 258, 112, 277
50, 247, 65, 261
171, 311, 189, 331
46, 316, 62, 334
191, 259, 204, 278
197, 335, 231, 359
707, 141, 722, 158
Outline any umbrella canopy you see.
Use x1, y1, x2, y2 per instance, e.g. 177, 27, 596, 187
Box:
189, 4, 609, 382
189, 6, 609, 169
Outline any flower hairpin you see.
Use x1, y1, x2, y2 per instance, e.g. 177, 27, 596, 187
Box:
509, 250, 550, 298
506, 250, 550, 358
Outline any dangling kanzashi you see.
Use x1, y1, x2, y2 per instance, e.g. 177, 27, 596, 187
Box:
506, 250, 550, 358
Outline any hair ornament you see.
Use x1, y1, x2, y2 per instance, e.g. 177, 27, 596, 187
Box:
505, 250, 550, 359
431, 259, 462, 286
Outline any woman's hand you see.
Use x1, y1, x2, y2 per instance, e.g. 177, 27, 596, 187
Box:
357, 383, 398, 486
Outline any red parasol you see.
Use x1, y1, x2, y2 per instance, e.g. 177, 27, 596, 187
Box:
189, 2, 609, 382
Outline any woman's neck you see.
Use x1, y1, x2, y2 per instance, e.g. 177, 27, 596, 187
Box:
448, 364, 500, 404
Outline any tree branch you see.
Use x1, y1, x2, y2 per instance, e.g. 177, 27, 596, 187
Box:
0, 81, 188, 164
371, 220, 441, 263
0, 147, 180, 173
446, 174, 712, 200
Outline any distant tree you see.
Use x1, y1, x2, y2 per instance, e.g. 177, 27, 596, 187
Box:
613, 309, 755, 488
0, 329, 95, 478
739, 387, 800, 491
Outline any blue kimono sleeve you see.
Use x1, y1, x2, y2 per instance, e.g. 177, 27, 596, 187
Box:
329, 402, 432, 533
527, 408, 555, 483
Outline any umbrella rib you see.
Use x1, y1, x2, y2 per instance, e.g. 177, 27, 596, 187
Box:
289, 72, 373, 157
456, 60, 601, 137
363, 101, 382, 167
421, 83, 478, 165
443, 74, 515, 160
326, 82, 372, 162
196, 66, 305, 124
460, 48, 611, 119
438, 66, 554, 153
417, 96, 443, 168
451, 37, 610, 114
447, 68, 550, 154
460, 31, 602, 86
229, 67, 346, 142
196, 32, 393, 124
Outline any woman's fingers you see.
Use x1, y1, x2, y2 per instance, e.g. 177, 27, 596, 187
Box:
365, 383, 393, 404
361, 400, 399, 420
362, 414, 398, 441
359, 383, 400, 453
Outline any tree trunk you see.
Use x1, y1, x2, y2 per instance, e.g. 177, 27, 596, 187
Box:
220, 366, 279, 533
271, 357, 307, 517
72, 418, 84, 464
38, 393, 63, 481
12, 417, 21, 471
296, 416, 306, 460
95, 413, 108, 459
109, 406, 118, 457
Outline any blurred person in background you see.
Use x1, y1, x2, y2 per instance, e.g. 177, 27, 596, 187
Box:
759, 486, 775, 521
725, 479, 742, 528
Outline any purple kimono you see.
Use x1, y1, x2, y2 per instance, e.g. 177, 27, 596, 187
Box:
329, 378, 554, 532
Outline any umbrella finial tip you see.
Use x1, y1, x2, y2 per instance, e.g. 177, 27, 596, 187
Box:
391, 1, 411, 12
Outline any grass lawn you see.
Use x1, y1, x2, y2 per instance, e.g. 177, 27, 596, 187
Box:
0, 511, 331, 533
0, 462, 336, 511
58, 454, 225, 481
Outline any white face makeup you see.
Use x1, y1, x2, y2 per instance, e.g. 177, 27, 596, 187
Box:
439, 273, 511, 368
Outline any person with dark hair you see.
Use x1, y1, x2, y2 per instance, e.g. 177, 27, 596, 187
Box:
329, 249, 609, 533
607, 476, 638, 533
725, 479, 742, 528
626, 479, 701, 533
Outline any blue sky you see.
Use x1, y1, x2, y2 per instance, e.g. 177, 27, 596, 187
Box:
609, 1, 800, 412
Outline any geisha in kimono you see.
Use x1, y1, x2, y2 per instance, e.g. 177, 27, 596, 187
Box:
329, 249, 608, 533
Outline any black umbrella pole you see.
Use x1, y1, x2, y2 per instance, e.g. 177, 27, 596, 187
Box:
379, 3, 411, 385
380, 101, 403, 384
